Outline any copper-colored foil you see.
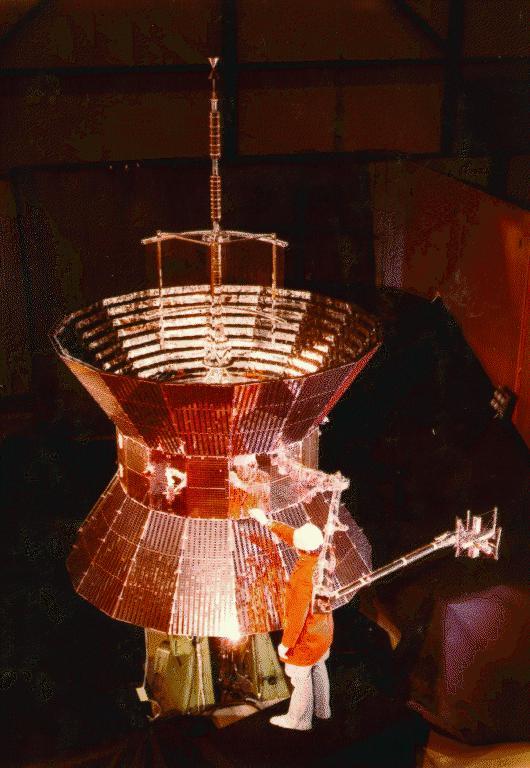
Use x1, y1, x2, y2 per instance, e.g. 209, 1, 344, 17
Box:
53, 285, 380, 455
67, 475, 371, 635
54, 284, 380, 635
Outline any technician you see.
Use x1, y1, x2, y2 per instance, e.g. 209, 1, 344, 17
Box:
249, 507, 333, 731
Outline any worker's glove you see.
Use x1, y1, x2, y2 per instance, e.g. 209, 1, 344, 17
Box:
248, 507, 269, 526
278, 643, 289, 659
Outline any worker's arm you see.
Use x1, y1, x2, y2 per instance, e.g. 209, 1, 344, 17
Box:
248, 508, 295, 547
269, 521, 295, 547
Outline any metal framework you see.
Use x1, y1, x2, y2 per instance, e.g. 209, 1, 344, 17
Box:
314, 508, 502, 611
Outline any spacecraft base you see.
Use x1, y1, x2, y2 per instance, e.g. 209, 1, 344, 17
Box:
144, 630, 289, 719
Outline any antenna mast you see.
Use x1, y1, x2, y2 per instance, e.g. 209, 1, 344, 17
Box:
208, 57, 222, 231
208, 57, 223, 294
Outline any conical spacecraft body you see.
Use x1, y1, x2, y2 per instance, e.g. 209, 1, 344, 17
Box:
53, 61, 381, 641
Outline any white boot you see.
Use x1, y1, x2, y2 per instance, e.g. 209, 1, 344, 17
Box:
269, 714, 312, 731
312, 652, 331, 720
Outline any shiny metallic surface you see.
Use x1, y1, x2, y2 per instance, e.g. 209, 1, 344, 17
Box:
67, 473, 372, 635
55, 279, 380, 635
53, 285, 380, 456
53, 59, 381, 647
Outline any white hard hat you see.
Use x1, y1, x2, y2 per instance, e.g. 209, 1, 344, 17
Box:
293, 523, 324, 552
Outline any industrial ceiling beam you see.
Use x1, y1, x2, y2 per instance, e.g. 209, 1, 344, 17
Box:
393, 0, 447, 53
0, 0, 52, 52
0, 57, 526, 80
441, 0, 465, 154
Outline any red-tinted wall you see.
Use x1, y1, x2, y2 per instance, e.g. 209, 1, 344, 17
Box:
371, 161, 529, 445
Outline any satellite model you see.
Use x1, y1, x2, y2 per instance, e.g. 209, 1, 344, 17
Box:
52, 59, 501, 719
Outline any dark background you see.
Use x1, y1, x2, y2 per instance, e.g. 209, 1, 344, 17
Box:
0, 2, 528, 766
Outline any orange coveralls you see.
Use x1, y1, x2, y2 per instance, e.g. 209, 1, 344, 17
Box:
270, 521, 333, 727
271, 521, 333, 664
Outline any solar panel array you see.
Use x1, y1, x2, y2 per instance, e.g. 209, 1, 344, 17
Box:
58, 283, 379, 636
68, 475, 372, 635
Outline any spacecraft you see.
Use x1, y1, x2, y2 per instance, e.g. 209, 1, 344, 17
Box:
52, 59, 501, 719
